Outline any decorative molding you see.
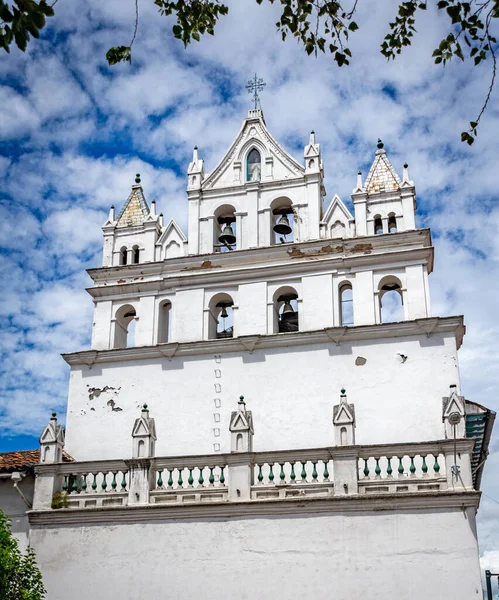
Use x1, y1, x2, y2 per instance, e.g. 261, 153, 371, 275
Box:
28, 490, 481, 527
63, 316, 465, 366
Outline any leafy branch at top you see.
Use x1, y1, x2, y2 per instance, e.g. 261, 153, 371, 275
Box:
1, 0, 498, 144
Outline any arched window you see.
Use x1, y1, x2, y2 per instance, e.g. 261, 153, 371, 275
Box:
208, 293, 234, 339
247, 148, 261, 182
339, 283, 354, 326
132, 245, 140, 264
114, 304, 137, 348
374, 216, 383, 235
271, 198, 294, 245
214, 205, 237, 252
158, 301, 172, 344
379, 277, 404, 323
273, 287, 299, 333
120, 247, 128, 265
388, 213, 398, 233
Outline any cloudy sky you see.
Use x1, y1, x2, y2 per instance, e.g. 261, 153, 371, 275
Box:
1, 0, 498, 573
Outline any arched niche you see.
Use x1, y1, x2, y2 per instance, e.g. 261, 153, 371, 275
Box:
378, 275, 404, 323
270, 197, 294, 245
214, 204, 237, 253
246, 148, 261, 182
157, 300, 172, 344
114, 304, 137, 348
273, 285, 299, 333
208, 292, 235, 339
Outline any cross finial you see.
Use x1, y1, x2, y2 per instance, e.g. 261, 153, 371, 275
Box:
246, 74, 266, 110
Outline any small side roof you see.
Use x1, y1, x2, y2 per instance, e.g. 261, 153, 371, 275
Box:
0, 449, 74, 473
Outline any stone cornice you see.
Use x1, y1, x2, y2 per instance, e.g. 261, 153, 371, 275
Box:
62, 315, 465, 366
28, 490, 480, 527
86, 229, 433, 296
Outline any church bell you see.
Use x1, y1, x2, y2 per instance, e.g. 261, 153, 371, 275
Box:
218, 223, 236, 246
273, 214, 292, 236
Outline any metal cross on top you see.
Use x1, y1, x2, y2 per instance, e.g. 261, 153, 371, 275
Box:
246, 74, 266, 110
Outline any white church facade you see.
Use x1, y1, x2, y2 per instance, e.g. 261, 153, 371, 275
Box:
1, 109, 495, 599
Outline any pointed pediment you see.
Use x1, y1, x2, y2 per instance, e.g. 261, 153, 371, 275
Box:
323, 194, 353, 225
132, 416, 157, 439
116, 186, 150, 228
333, 401, 355, 425
40, 425, 56, 443
229, 410, 253, 432
156, 219, 187, 259
364, 149, 401, 195
203, 111, 304, 190
443, 391, 465, 418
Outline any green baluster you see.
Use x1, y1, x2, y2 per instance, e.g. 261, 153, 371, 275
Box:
290, 463, 296, 482
209, 467, 215, 486
375, 458, 381, 477
188, 468, 194, 487
121, 472, 127, 490
279, 463, 285, 482
398, 457, 405, 476
257, 464, 264, 483
177, 468, 183, 487
219, 466, 225, 485
301, 462, 307, 481
91, 473, 97, 491
81, 474, 87, 492
167, 469, 174, 488
62, 475, 69, 492
323, 460, 330, 481
157, 470, 164, 488
433, 454, 440, 473
422, 455, 428, 475
71, 475, 78, 494
386, 457, 393, 477
198, 467, 204, 486
312, 462, 318, 481
111, 472, 117, 490
101, 473, 107, 491
268, 464, 275, 483
363, 459, 370, 478
409, 456, 416, 476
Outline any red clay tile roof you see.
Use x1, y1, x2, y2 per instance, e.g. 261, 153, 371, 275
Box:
0, 449, 74, 472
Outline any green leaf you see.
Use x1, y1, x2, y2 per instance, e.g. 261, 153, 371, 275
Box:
348, 21, 359, 31
106, 46, 131, 65
461, 131, 474, 145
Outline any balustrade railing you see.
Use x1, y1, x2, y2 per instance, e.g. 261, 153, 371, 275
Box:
34, 439, 473, 511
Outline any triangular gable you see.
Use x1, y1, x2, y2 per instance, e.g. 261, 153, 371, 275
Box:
157, 219, 187, 246
333, 402, 355, 425
323, 194, 354, 224
443, 391, 465, 418
116, 186, 150, 228
364, 150, 401, 195
132, 416, 157, 439
203, 111, 305, 190
40, 426, 56, 443
229, 411, 250, 431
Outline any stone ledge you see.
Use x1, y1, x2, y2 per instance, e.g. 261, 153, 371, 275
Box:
28, 490, 480, 527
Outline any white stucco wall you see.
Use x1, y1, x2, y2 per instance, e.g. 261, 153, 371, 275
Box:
0, 476, 34, 551
64, 331, 459, 461
29, 507, 482, 600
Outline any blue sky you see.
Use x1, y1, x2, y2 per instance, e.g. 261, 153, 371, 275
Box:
1, 0, 498, 571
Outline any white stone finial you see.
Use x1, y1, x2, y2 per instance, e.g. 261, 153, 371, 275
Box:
131, 403, 157, 458
39, 412, 65, 464
193, 146, 199, 163
333, 389, 356, 446
402, 163, 410, 184
229, 396, 254, 453
159, 213, 164, 227
150, 200, 156, 217
356, 171, 363, 191
309, 130, 316, 145
108, 205, 115, 222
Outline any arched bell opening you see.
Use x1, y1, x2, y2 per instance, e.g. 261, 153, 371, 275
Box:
270, 198, 295, 245
208, 293, 235, 339
374, 215, 383, 235
339, 282, 354, 326
114, 304, 137, 348
246, 148, 261, 182
157, 300, 172, 344
388, 213, 398, 233
214, 205, 237, 252
119, 246, 128, 266
132, 245, 140, 264
273, 286, 299, 333
378, 276, 404, 323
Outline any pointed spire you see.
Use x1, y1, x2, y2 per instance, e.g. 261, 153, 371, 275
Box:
364, 140, 401, 195
116, 176, 150, 228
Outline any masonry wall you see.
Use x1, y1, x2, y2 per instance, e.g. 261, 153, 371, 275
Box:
0, 476, 34, 551
29, 507, 483, 600
64, 331, 459, 461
